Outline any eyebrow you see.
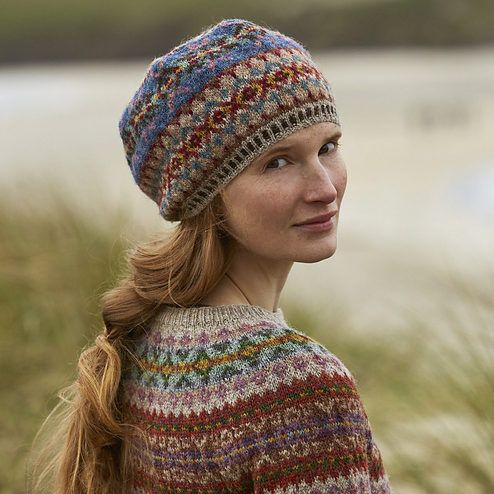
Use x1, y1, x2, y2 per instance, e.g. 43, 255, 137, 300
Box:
261, 130, 342, 158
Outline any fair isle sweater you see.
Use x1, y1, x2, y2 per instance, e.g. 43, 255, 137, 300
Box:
120, 304, 393, 493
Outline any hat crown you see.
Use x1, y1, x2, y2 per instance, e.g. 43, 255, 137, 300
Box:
118, 18, 340, 221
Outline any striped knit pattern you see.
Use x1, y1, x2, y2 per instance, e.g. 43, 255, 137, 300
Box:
120, 304, 393, 493
118, 18, 341, 221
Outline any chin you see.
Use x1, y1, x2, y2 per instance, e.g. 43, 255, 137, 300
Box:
295, 240, 338, 263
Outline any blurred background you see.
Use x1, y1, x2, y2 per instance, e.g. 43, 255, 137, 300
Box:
1, 1, 493, 492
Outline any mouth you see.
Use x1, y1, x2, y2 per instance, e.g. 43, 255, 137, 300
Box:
293, 211, 337, 232
293, 211, 338, 227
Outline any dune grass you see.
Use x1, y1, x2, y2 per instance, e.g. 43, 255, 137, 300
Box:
284, 266, 494, 493
0, 187, 132, 493
0, 186, 492, 493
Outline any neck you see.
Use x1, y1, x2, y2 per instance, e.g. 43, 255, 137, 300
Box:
202, 244, 293, 312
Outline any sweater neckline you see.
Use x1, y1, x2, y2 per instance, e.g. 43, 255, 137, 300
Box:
152, 303, 286, 335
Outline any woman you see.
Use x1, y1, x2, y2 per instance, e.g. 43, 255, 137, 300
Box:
29, 18, 393, 493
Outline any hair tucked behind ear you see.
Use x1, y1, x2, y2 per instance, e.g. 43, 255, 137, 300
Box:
27, 194, 234, 493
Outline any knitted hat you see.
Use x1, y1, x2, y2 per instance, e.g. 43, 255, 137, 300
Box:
118, 18, 341, 222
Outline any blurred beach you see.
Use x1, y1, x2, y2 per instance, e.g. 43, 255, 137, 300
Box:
1, 47, 493, 332
2, 45, 494, 494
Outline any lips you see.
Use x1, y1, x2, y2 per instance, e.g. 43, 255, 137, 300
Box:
294, 211, 338, 226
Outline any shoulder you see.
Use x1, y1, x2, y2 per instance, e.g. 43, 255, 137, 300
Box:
119, 311, 393, 491
232, 324, 391, 490
120, 312, 365, 427
236, 322, 366, 421
121, 317, 359, 405
252, 322, 358, 392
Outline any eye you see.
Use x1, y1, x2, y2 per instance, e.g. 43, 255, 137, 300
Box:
263, 140, 342, 171
319, 140, 340, 155
265, 157, 289, 170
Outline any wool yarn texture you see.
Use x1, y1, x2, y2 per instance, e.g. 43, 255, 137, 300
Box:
115, 18, 395, 493
118, 18, 341, 222
120, 304, 393, 492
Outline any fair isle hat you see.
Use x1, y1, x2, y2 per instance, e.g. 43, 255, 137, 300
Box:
118, 18, 341, 222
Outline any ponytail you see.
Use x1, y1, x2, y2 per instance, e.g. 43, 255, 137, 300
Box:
27, 194, 234, 493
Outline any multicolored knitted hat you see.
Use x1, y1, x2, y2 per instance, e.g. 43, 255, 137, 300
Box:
118, 18, 341, 222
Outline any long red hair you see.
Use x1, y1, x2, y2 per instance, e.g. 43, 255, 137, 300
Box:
27, 194, 234, 493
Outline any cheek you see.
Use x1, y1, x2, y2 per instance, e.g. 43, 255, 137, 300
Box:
334, 160, 348, 197
225, 183, 291, 236
240, 193, 281, 229
255, 185, 292, 222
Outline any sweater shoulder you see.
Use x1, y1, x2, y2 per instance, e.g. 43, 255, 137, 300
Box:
119, 311, 392, 492
120, 315, 359, 419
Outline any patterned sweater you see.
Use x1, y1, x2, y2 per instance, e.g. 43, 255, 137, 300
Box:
120, 304, 393, 493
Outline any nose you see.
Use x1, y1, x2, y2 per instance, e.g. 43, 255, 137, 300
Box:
301, 158, 338, 204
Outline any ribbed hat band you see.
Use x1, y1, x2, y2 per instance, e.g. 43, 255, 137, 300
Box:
119, 18, 341, 221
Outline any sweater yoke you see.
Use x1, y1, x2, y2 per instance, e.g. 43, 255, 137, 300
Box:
120, 303, 393, 493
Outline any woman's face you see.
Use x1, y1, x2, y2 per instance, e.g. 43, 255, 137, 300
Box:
219, 121, 347, 263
